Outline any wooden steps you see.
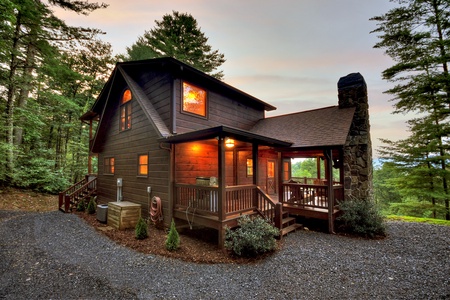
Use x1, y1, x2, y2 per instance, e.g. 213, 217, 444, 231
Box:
279, 212, 303, 237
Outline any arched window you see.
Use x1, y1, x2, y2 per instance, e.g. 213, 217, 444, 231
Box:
120, 89, 132, 131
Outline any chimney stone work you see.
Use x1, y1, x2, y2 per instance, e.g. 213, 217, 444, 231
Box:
338, 73, 373, 201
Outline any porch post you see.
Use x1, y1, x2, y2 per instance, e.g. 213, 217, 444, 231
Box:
325, 148, 335, 233
252, 143, 258, 186
218, 136, 226, 248
252, 143, 259, 208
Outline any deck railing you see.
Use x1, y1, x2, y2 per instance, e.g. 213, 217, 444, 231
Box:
282, 183, 344, 209
174, 184, 219, 216
174, 184, 281, 227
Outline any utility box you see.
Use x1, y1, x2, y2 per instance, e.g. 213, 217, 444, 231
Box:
96, 204, 108, 223
107, 201, 141, 230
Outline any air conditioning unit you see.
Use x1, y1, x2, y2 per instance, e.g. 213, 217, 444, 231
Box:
97, 204, 108, 223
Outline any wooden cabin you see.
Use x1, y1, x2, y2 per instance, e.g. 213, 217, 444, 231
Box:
60, 57, 373, 247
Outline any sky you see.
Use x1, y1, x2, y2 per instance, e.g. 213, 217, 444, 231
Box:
53, 0, 411, 157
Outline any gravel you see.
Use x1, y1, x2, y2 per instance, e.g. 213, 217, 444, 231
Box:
0, 210, 449, 300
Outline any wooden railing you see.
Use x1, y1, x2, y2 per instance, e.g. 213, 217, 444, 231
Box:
59, 177, 97, 212
174, 184, 219, 216
174, 183, 282, 229
282, 183, 344, 209
225, 184, 256, 216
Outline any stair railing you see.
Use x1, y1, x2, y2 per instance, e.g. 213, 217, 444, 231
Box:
59, 177, 97, 212
255, 187, 282, 230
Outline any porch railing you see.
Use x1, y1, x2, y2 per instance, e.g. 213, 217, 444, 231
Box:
174, 184, 281, 227
175, 183, 219, 216
282, 183, 344, 209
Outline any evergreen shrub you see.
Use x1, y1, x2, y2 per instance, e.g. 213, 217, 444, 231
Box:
337, 199, 386, 238
225, 215, 280, 257
135, 217, 148, 240
86, 196, 96, 214
76, 199, 85, 212
165, 219, 180, 251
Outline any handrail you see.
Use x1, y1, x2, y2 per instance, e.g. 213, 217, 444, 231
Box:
59, 178, 97, 212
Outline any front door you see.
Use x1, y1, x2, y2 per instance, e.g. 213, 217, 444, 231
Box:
267, 160, 276, 194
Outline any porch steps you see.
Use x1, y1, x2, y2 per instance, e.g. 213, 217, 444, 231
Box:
279, 212, 303, 237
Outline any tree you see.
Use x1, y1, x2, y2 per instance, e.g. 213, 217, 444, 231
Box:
371, 0, 450, 219
124, 11, 226, 80
0, 0, 112, 191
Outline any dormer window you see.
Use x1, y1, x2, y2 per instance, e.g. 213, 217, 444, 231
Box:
120, 89, 132, 131
182, 82, 206, 117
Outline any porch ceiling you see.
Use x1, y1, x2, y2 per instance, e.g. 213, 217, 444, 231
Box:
158, 125, 292, 147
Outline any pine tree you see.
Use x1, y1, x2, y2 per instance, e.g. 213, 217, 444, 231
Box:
371, 0, 450, 219
124, 11, 226, 80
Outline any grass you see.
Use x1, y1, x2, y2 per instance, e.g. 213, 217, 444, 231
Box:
386, 215, 450, 226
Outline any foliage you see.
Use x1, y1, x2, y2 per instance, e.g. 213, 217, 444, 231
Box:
86, 196, 96, 214
224, 215, 280, 257
0, 0, 114, 192
291, 158, 339, 182
386, 215, 450, 226
389, 201, 448, 220
13, 153, 70, 194
337, 199, 386, 238
135, 217, 149, 240
165, 219, 180, 251
123, 11, 226, 80
76, 199, 85, 212
371, 0, 450, 220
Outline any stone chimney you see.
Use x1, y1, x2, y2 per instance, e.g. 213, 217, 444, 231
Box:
338, 73, 373, 201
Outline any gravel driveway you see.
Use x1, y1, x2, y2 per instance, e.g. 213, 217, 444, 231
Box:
1, 210, 449, 300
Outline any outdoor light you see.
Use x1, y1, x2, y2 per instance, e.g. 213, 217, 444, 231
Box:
225, 138, 235, 148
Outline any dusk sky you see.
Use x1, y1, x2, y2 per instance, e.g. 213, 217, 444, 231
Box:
54, 0, 410, 157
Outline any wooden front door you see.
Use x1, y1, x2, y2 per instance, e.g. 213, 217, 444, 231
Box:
267, 160, 276, 194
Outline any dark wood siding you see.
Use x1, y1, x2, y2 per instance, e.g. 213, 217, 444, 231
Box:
174, 79, 265, 134
96, 87, 171, 223
140, 71, 172, 132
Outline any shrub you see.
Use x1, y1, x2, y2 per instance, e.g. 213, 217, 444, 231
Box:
135, 217, 148, 240
86, 196, 97, 215
225, 215, 280, 257
337, 199, 386, 238
165, 219, 180, 251
76, 199, 85, 212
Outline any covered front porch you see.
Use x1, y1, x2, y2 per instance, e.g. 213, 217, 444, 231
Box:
161, 126, 344, 247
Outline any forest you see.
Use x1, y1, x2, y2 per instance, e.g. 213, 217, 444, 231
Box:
1, 0, 449, 220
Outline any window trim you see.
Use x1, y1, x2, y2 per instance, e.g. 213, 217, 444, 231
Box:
120, 88, 132, 132
104, 157, 115, 175
181, 81, 208, 118
137, 153, 149, 177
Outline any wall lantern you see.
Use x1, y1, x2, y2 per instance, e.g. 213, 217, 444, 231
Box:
225, 138, 235, 148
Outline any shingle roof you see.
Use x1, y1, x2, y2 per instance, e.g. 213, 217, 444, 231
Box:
251, 106, 355, 148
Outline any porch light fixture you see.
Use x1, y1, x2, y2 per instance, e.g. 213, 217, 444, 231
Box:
225, 138, 235, 148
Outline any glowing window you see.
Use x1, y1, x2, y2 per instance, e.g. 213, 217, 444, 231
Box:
246, 159, 253, 177
120, 89, 132, 131
182, 82, 206, 117
138, 154, 148, 176
104, 157, 115, 174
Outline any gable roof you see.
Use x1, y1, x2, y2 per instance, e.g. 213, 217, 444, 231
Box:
118, 66, 170, 137
250, 106, 355, 148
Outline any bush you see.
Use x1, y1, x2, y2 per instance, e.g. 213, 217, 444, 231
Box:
337, 199, 386, 238
76, 199, 85, 212
225, 215, 280, 257
86, 196, 97, 214
165, 219, 180, 251
135, 217, 148, 240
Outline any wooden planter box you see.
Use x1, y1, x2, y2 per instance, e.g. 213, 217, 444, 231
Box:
107, 201, 141, 230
